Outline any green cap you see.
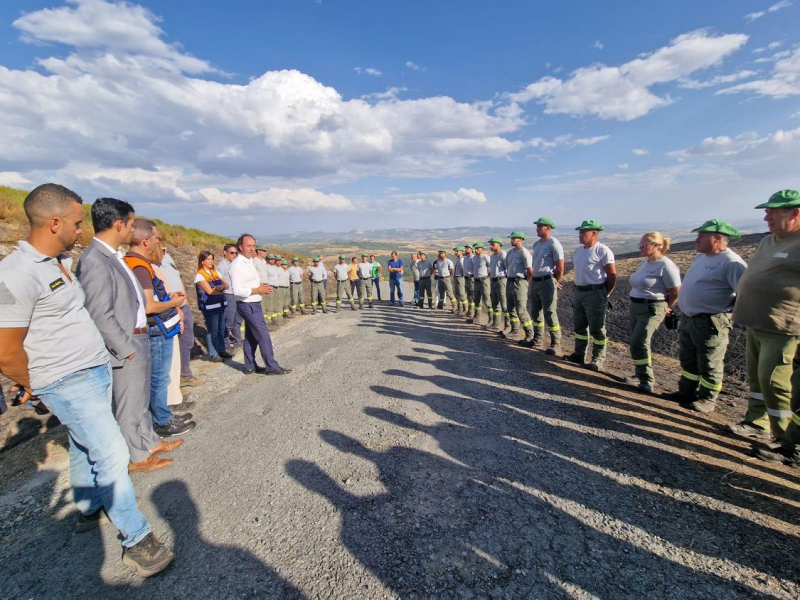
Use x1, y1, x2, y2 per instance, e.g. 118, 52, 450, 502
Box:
338, 254, 346, 260
256, 246, 267, 252
691, 219, 741, 239
453, 246, 464, 252
313, 256, 321, 261
419, 251, 428, 257
281, 259, 288, 265
534, 217, 556, 229
487, 237, 504, 245
575, 220, 604, 231
267, 253, 276, 260
361, 253, 369, 257
509, 230, 526, 240
473, 242, 486, 249
291, 256, 300, 262
463, 243, 472, 249
755, 189, 800, 209
437, 249, 447, 254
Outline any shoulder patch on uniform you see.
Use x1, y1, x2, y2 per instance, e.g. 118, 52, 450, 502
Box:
49, 278, 65, 291
0, 281, 17, 305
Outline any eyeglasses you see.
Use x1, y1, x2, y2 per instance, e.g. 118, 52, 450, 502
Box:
638, 242, 656, 249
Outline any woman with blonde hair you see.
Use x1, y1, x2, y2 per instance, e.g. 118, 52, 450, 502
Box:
626, 231, 681, 393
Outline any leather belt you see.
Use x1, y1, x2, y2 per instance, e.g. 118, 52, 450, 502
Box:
290, 282, 302, 285
575, 284, 606, 291
360, 277, 371, 280
312, 280, 324, 283
336, 279, 348, 282
630, 297, 665, 304
532, 274, 552, 282
475, 275, 489, 280
133, 327, 148, 335
691, 311, 731, 319
507, 277, 520, 282
491, 276, 507, 281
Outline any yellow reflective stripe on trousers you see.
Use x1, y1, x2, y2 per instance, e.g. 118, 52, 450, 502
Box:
632, 357, 651, 366
522, 320, 534, 328
533, 321, 544, 328
549, 325, 561, 332
510, 317, 520, 323
681, 371, 700, 381
574, 333, 589, 340
591, 338, 606, 346
700, 378, 722, 391
793, 412, 800, 426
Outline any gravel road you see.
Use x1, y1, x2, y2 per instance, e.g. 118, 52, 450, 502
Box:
2, 286, 799, 599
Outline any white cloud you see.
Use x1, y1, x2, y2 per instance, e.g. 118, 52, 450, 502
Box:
361, 86, 407, 101
198, 187, 353, 210
529, 134, 610, 150
745, 1, 792, 22
0, 171, 33, 187
718, 47, 800, 98
631, 148, 650, 155
593, 40, 604, 50
388, 187, 487, 207
754, 41, 784, 53
618, 163, 629, 170
354, 67, 382, 77
508, 29, 748, 121
753, 49, 792, 63
406, 61, 426, 72
0, 0, 527, 212
667, 126, 800, 160
679, 70, 758, 89
519, 166, 690, 193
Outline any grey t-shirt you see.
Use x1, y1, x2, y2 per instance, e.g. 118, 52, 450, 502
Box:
531, 237, 565, 276
472, 253, 491, 277
629, 257, 681, 300
0, 242, 108, 390
417, 260, 432, 277
463, 253, 475, 275
506, 247, 533, 278
434, 258, 454, 277
489, 251, 508, 278
678, 249, 747, 316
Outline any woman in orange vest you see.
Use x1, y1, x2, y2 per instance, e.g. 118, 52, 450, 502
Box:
194, 251, 232, 362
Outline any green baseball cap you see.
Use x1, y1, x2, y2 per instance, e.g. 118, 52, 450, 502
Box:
473, 242, 486, 249
509, 230, 526, 240
453, 245, 464, 252
291, 256, 300, 262
437, 248, 447, 253
361, 253, 369, 257
691, 219, 741, 239
487, 237, 504, 245
267, 253, 276, 260
313, 256, 321, 261
755, 189, 800, 209
281, 259, 288, 265
534, 217, 556, 229
463, 243, 472, 249
419, 251, 428, 257
338, 254, 346, 260
575, 220, 604, 231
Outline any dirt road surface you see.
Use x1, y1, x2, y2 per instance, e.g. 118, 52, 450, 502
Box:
2, 291, 799, 599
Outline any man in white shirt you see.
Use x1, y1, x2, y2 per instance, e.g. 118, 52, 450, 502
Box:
288, 257, 306, 314
357, 254, 374, 308
308, 257, 329, 314
333, 254, 356, 312
565, 220, 616, 371
230, 234, 290, 375
433, 250, 457, 311
217, 244, 242, 350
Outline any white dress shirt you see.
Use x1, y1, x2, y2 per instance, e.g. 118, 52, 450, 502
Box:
230, 255, 262, 302
94, 237, 147, 328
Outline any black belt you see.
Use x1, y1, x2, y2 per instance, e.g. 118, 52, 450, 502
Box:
290, 282, 301, 285
336, 279, 348, 282
455, 275, 464, 278
312, 280, 324, 283
491, 276, 507, 281
507, 277, 523, 282
278, 286, 288, 289
691, 311, 731, 319
532, 274, 552, 282
475, 275, 489, 280
360, 277, 371, 280
466, 275, 474, 279
630, 297, 665, 304
575, 284, 606, 291
420, 275, 431, 279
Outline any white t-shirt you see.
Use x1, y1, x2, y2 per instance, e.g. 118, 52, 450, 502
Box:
288, 266, 303, 283
573, 243, 615, 286
308, 265, 327, 282
333, 263, 350, 281
629, 257, 681, 300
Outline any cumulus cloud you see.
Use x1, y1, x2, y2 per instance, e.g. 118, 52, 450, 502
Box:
529, 134, 610, 150
718, 47, 800, 98
631, 148, 650, 155
519, 166, 690, 193
679, 70, 758, 89
198, 187, 354, 210
406, 61, 426, 72
388, 187, 487, 207
508, 30, 748, 120
593, 40, 604, 50
354, 67, 382, 76
753, 41, 784, 53
0, 0, 527, 214
667, 126, 800, 160
745, 1, 792, 22
617, 163, 629, 170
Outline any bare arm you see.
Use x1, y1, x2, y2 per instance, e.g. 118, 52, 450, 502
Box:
0, 328, 31, 392
604, 264, 617, 296
666, 286, 680, 311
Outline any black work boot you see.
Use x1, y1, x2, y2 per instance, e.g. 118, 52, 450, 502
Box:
546, 333, 561, 356
518, 327, 535, 347
532, 327, 544, 349
122, 532, 174, 578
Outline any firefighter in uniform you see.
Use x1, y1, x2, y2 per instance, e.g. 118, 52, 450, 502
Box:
308, 257, 328, 314
468, 243, 491, 324
434, 250, 457, 311
529, 217, 564, 355
565, 220, 616, 371
279, 259, 291, 319
488, 237, 509, 332
452, 246, 467, 315
333, 254, 357, 312
503, 231, 535, 344
288, 257, 306, 315
357, 254, 374, 308
463, 244, 475, 320
416, 252, 433, 309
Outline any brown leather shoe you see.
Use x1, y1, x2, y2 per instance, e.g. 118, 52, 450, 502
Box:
129, 456, 173, 473
149, 439, 184, 455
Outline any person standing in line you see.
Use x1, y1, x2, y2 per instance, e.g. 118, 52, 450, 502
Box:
487, 237, 509, 332
348, 256, 360, 298
411, 253, 421, 305
124, 220, 196, 439
194, 251, 230, 363
503, 231, 535, 345
667, 220, 747, 413
370, 254, 383, 302
565, 220, 616, 372
254, 248, 270, 326
529, 217, 565, 355
264, 253, 282, 330
416, 252, 434, 309
433, 249, 457, 311
468, 242, 491, 324
452, 246, 467, 315
217, 243, 242, 351
77, 199, 169, 472
288, 257, 306, 315
387, 251, 405, 306
279, 259, 292, 320
230, 234, 290, 376
462, 244, 475, 320
333, 254, 357, 311
0, 184, 174, 576
357, 254, 375, 308
625, 232, 681, 393
308, 256, 329, 314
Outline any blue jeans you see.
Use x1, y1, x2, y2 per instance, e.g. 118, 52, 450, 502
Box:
148, 328, 174, 426
372, 277, 382, 300
204, 311, 226, 358
413, 280, 420, 302
33, 363, 151, 548
389, 278, 404, 304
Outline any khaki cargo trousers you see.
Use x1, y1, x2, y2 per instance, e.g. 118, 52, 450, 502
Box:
506, 278, 533, 329
572, 287, 608, 361
472, 276, 491, 320
290, 282, 305, 312
678, 313, 731, 402
529, 276, 561, 342
629, 300, 668, 385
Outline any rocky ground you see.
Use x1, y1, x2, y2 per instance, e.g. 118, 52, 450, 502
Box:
1, 282, 799, 599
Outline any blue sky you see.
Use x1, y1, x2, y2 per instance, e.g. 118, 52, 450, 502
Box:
0, 0, 798, 236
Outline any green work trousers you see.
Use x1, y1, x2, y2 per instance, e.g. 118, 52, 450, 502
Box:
358, 278, 373, 303
472, 277, 491, 319
454, 276, 467, 309
781, 357, 800, 448
418, 276, 433, 307
465, 276, 474, 311
290, 282, 305, 311
573, 287, 608, 361
529, 277, 561, 341
311, 281, 326, 308
507, 278, 533, 329
678, 313, 731, 402
744, 327, 800, 439
490, 277, 508, 320
629, 300, 668, 385
261, 290, 272, 322
437, 276, 457, 308
336, 280, 354, 307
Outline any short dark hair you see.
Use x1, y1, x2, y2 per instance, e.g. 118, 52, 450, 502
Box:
24, 183, 83, 227
130, 218, 157, 245
237, 233, 255, 249
223, 243, 237, 253
91, 197, 134, 233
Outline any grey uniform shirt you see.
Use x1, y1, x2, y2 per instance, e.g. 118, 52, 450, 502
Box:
0, 242, 108, 390
463, 254, 475, 276
629, 257, 681, 301
288, 266, 303, 283
678, 249, 747, 317
489, 251, 508, 278
454, 257, 465, 277
217, 259, 235, 296
333, 264, 350, 281
472, 253, 491, 277
253, 257, 269, 284
532, 237, 565, 276
417, 260, 432, 277
506, 247, 533, 278
308, 265, 327, 282
434, 258, 454, 277
573, 243, 615, 286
